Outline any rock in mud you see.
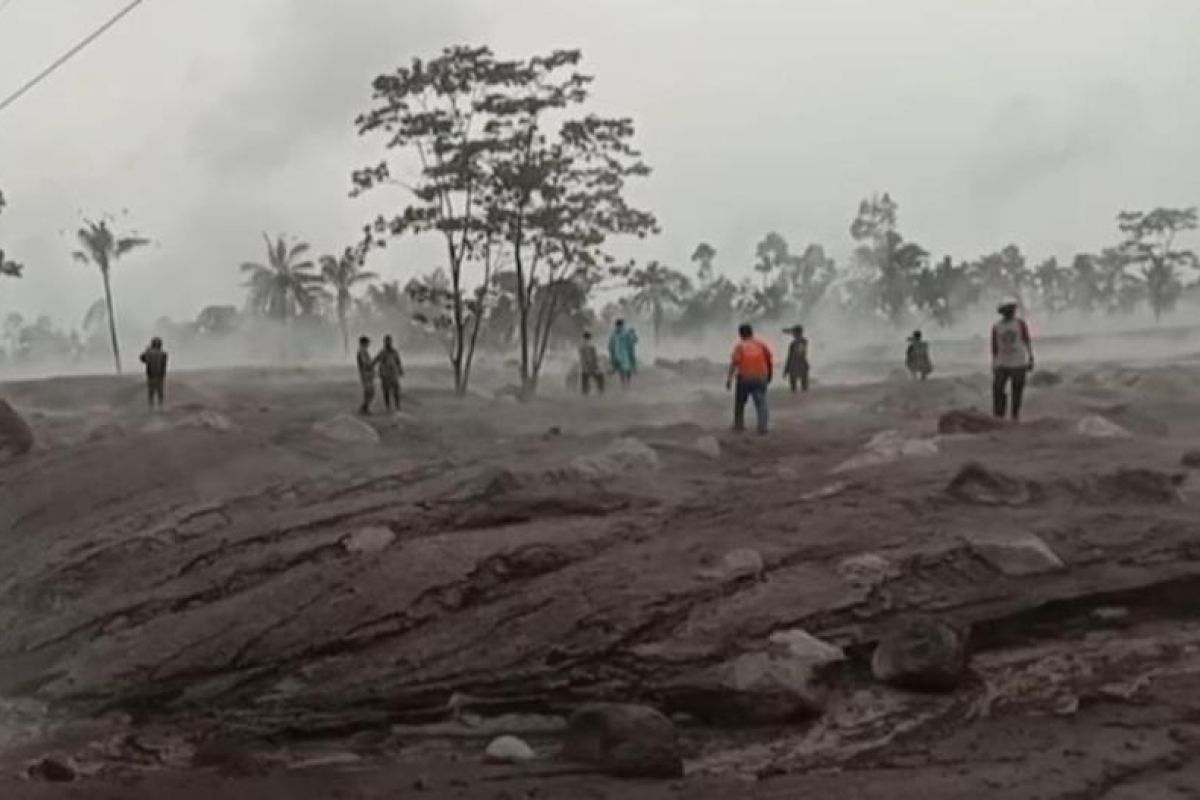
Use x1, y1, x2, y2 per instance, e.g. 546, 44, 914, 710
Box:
1082, 468, 1184, 505
768, 628, 846, 663
938, 408, 1005, 435
341, 526, 396, 554
312, 413, 380, 445
571, 438, 660, 480
664, 651, 827, 724
872, 614, 968, 693
721, 547, 765, 579
1075, 415, 1132, 439
832, 430, 938, 473
484, 735, 536, 764
963, 530, 1064, 576
693, 434, 721, 460
947, 462, 1039, 506
27, 755, 77, 782
0, 398, 34, 459
563, 703, 682, 779
837, 553, 899, 589
1181, 450, 1200, 469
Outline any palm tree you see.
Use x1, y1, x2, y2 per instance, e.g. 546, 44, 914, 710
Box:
628, 260, 692, 345
73, 218, 150, 374
240, 234, 320, 321
320, 248, 377, 353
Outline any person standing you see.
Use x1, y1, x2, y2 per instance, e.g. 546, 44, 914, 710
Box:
726, 323, 773, 434
356, 336, 377, 415
906, 330, 933, 381
991, 300, 1035, 421
139, 337, 168, 410
782, 325, 810, 393
374, 334, 404, 412
608, 319, 639, 389
579, 331, 605, 396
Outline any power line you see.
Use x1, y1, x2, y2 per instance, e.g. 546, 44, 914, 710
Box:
0, 0, 150, 118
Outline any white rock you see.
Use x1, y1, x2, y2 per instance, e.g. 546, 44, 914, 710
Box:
571, 438, 660, 480
693, 435, 721, 460
836, 553, 898, 589
184, 410, 235, 432
799, 481, 851, 502
312, 414, 381, 445
1075, 415, 1132, 439
342, 526, 396, 554
832, 430, 939, 473
768, 629, 845, 664
484, 735, 536, 764
963, 530, 1064, 576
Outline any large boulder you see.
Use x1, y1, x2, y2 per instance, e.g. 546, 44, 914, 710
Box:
872, 615, 968, 693
946, 462, 1039, 506
832, 430, 938, 473
563, 703, 682, 779
312, 413, 380, 445
662, 651, 828, 725
938, 408, 1005, 435
570, 438, 660, 480
963, 530, 1064, 576
837, 553, 899, 590
0, 398, 34, 460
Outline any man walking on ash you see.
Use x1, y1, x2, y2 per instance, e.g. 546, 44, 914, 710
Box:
991, 300, 1035, 422
726, 323, 773, 434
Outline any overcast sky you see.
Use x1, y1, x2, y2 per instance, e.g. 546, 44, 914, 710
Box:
1, 0, 1198, 328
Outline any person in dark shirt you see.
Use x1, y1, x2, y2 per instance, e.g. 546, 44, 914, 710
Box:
356, 336, 376, 415
373, 334, 404, 412
139, 337, 168, 409
782, 325, 810, 393
906, 330, 933, 381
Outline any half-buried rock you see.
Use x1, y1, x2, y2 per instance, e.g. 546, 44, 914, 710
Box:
872, 614, 968, 693
312, 413, 380, 445
563, 703, 682, 779
662, 651, 827, 725
963, 530, 1063, 576
484, 735, 536, 764
0, 398, 34, 460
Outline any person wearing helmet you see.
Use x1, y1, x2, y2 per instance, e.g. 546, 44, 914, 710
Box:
782, 325, 810, 393
139, 336, 168, 409
906, 330, 933, 381
991, 300, 1035, 421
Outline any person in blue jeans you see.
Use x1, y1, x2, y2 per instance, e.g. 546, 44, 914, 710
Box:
725, 323, 774, 434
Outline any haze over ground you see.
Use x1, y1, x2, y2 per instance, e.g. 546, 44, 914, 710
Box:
1, 0, 1198, 329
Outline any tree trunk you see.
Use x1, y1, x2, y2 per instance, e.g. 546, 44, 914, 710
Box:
514, 245, 532, 396
101, 269, 122, 375
339, 303, 349, 355
653, 303, 663, 345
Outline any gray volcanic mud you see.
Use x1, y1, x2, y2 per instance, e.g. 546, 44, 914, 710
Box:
2, 361, 1200, 798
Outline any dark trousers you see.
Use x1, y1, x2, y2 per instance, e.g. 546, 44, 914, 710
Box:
734, 377, 769, 433
147, 377, 164, 408
788, 366, 809, 393
582, 371, 605, 395
381, 378, 400, 410
360, 381, 375, 414
993, 367, 1028, 420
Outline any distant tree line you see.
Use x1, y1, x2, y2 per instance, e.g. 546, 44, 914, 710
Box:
3, 46, 1199, 391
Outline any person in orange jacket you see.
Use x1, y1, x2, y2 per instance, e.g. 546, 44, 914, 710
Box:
726, 323, 773, 434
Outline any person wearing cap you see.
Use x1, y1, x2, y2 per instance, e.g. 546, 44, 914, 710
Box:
991, 300, 1035, 421
139, 336, 168, 409
578, 331, 605, 395
726, 323, 773, 434
608, 318, 639, 389
783, 325, 810, 393
356, 335, 377, 415
906, 330, 933, 381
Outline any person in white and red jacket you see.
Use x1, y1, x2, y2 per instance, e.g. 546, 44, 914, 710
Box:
991, 300, 1035, 421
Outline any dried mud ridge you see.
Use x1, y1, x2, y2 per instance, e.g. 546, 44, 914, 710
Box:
2, 368, 1200, 797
